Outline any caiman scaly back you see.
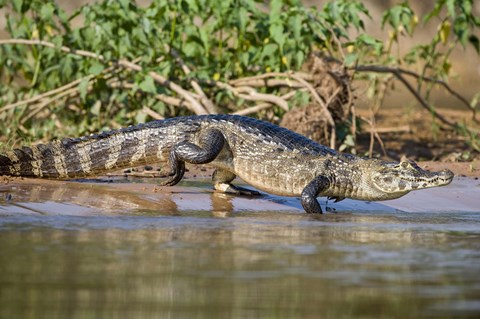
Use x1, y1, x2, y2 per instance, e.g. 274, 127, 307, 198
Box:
0, 115, 454, 213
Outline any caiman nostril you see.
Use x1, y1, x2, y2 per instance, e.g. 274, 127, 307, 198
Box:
440, 169, 454, 179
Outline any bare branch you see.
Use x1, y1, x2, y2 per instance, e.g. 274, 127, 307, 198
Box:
215, 82, 290, 111
110, 82, 192, 110
20, 87, 80, 124
230, 78, 304, 88
0, 39, 103, 59
0, 38, 208, 115
287, 72, 335, 126
142, 106, 164, 120
354, 64, 458, 128
229, 71, 312, 85
359, 115, 387, 157
354, 64, 472, 115
116, 59, 208, 115
154, 94, 191, 109
232, 90, 300, 116
0, 75, 93, 113
170, 48, 218, 113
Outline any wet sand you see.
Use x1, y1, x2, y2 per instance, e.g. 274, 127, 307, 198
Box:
1, 161, 479, 216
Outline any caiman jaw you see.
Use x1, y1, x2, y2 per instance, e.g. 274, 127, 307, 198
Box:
371, 159, 454, 199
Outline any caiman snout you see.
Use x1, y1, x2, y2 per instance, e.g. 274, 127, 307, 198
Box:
370, 160, 455, 199
438, 169, 455, 185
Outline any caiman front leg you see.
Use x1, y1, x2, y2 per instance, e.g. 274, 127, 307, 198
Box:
213, 169, 261, 196
159, 129, 225, 186
301, 175, 330, 214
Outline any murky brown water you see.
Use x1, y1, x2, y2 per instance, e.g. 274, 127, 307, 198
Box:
1, 178, 479, 318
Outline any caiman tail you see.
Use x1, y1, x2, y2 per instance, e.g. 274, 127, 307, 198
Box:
0, 123, 172, 179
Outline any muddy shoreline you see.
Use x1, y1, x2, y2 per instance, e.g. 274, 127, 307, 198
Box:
1, 161, 479, 216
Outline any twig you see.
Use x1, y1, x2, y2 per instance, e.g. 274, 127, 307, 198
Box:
142, 106, 164, 120
215, 82, 289, 111
232, 90, 300, 116
288, 72, 335, 126
154, 94, 191, 109
236, 86, 290, 111
109, 81, 192, 110
229, 71, 313, 85
0, 39, 103, 59
230, 70, 338, 148
229, 78, 304, 88
0, 38, 209, 115
116, 59, 208, 115
21, 87, 79, 124
364, 125, 411, 133
359, 115, 387, 157
170, 48, 218, 113
354, 64, 471, 121
0, 74, 93, 113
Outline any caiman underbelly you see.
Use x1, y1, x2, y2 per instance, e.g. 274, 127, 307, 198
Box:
231, 157, 312, 197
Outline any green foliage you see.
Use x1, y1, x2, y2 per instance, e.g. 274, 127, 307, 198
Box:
0, 0, 374, 142
0, 0, 479, 152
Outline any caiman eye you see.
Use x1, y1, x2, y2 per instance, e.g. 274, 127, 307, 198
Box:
400, 161, 409, 168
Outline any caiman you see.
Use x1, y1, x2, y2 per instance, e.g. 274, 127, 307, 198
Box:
0, 114, 454, 213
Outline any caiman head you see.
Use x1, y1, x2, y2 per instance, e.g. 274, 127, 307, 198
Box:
369, 159, 454, 200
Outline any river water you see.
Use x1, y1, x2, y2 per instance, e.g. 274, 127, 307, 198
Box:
0, 179, 479, 318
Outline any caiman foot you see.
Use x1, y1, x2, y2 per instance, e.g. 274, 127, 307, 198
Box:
158, 128, 225, 187
157, 154, 186, 187
301, 175, 330, 214
212, 169, 261, 196
214, 182, 261, 196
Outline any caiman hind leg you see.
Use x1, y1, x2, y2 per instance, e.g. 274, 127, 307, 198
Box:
213, 169, 261, 196
159, 129, 225, 186
301, 175, 330, 214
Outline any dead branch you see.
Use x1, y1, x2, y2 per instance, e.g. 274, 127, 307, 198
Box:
215, 82, 289, 111
116, 59, 208, 115
232, 90, 301, 116
0, 39, 103, 59
142, 106, 164, 120
359, 115, 387, 157
0, 74, 93, 113
354, 64, 469, 127
0, 39, 209, 115
229, 71, 336, 128
228, 78, 304, 88
170, 48, 218, 113
229, 71, 313, 85
21, 87, 80, 124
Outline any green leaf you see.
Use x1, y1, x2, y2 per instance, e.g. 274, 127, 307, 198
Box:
198, 27, 210, 52
40, 3, 55, 20
138, 75, 156, 94
294, 50, 305, 68
424, 0, 445, 23
446, 0, 456, 18
61, 57, 73, 80
260, 43, 278, 60
135, 110, 147, 124
78, 78, 90, 102
11, 0, 22, 13
290, 12, 301, 42
469, 34, 480, 53
88, 62, 104, 76
238, 7, 248, 34
269, 0, 282, 24
269, 23, 285, 49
